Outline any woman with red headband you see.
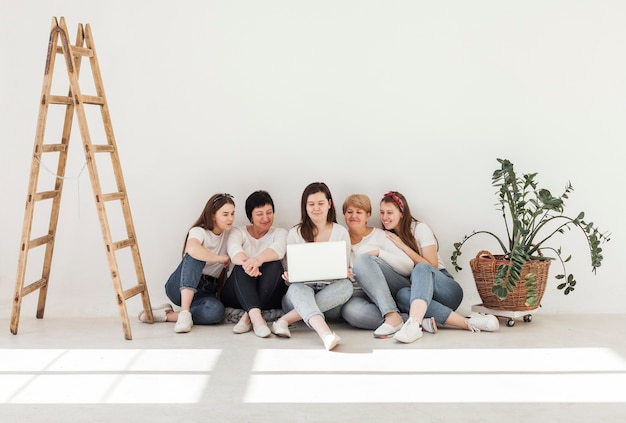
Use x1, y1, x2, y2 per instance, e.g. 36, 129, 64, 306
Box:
340, 194, 431, 337
380, 191, 499, 343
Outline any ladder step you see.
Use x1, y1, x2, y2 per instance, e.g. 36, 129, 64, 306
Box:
47, 95, 104, 105
101, 192, 125, 202
90, 145, 115, 153
82, 95, 105, 105
56, 45, 93, 57
40, 144, 68, 153
111, 238, 136, 251
34, 190, 60, 201
122, 284, 146, 300
21, 278, 48, 296
48, 95, 72, 105
28, 234, 54, 249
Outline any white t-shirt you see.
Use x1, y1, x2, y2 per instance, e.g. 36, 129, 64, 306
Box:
351, 227, 414, 277
226, 226, 288, 275
412, 221, 446, 270
187, 226, 229, 278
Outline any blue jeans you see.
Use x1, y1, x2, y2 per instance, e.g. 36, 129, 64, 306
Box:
396, 263, 463, 325
283, 279, 353, 327
220, 260, 287, 311
341, 254, 411, 330
165, 253, 225, 324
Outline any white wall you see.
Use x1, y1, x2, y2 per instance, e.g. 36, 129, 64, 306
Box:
1, 1, 623, 320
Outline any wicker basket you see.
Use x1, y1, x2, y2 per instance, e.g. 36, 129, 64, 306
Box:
469, 250, 551, 311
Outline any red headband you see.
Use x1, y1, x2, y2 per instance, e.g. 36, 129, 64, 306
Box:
384, 191, 404, 212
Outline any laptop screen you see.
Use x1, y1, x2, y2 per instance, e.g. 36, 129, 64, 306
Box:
286, 241, 348, 283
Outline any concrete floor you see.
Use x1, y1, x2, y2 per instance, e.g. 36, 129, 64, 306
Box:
1, 311, 625, 422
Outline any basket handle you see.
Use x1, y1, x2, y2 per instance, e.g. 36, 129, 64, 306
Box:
470, 250, 497, 272
475, 250, 495, 261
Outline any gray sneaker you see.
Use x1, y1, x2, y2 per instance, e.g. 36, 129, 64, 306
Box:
421, 317, 438, 334
174, 310, 193, 333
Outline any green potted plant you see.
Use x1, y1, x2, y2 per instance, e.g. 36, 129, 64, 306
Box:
451, 158, 610, 309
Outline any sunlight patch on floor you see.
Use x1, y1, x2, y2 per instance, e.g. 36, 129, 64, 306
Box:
2, 347, 625, 404
244, 347, 626, 403
0, 349, 220, 404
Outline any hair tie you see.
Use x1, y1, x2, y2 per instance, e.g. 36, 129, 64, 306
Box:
384, 191, 404, 212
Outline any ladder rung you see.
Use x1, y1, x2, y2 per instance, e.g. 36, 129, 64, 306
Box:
40, 144, 68, 153
21, 278, 48, 296
48, 95, 72, 105
28, 234, 54, 249
34, 190, 59, 201
82, 95, 104, 105
56, 45, 93, 57
122, 284, 146, 300
112, 238, 136, 251
90, 145, 115, 153
101, 192, 125, 202
47, 95, 104, 105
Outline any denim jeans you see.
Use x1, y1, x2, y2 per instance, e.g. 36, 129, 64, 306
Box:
164, 253, 225, 324
283, 279, 353, 327
220, 260, 287, 311
342, 254, 411, 329
396, 263, 463, 325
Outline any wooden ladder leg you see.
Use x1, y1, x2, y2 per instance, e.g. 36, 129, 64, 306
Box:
62, 18, 154, 339
11, 17, 73, 334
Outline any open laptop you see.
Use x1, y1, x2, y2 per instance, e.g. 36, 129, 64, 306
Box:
286, 240, 348, 283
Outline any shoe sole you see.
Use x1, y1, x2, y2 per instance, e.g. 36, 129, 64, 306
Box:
422, 317, 438, 334
272, 330, 291, 338
394, 334, 423, 343
373, 333, 397, 339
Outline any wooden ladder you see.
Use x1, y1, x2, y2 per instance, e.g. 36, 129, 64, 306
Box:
10, 17, 154, 340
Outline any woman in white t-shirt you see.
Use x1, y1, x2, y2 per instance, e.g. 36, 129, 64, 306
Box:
220, 190, 288, 338
339, 194, 424, 337
139, 193, 234, 333
381, 191, 499, 343
271, 182, 353, 351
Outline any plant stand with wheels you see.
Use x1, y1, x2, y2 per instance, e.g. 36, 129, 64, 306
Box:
471, 303, 538, 327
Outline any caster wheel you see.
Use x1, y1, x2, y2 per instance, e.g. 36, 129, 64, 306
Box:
523, 314, 532, 323
506, 318, 515, 327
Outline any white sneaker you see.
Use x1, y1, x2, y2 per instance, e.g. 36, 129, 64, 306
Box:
138, 303, 172, 323
271, 318, 291, 338
467, 313, 500, 332
393, 317, 423, 343
421, 317, 438, 334
323, 332, 341, 351
174, 310, 193, 333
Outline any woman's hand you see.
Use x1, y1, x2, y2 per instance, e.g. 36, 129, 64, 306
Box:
281, 271, 291, 285
385, 231, 405, 249
242, 257, 262, 277
219, 254, 231, 267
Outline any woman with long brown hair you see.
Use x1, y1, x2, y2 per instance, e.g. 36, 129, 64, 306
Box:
271, 182, 353, 351
381, 191, 499, 343
139, 193, 235, 333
